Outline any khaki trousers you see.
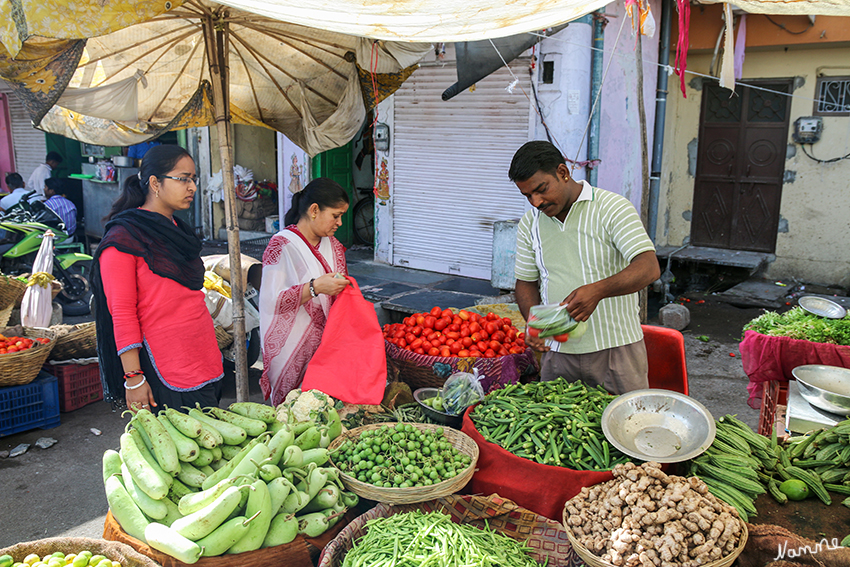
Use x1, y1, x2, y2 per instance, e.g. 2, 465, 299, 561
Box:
539, 339, 648, 395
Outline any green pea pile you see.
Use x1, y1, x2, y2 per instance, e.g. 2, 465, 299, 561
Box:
333, 423, 472, 488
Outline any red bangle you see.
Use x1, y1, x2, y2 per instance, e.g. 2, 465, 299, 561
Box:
124, 369, 144, 378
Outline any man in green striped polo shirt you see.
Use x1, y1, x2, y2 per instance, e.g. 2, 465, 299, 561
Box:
509, 141, 660, 394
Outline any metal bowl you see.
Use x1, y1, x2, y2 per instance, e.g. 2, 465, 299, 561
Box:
792, 365, 850, 416
601, 389, 716, 463
111, 155, 134, 167
413, 387, 463, 428
798, 296, 847, 319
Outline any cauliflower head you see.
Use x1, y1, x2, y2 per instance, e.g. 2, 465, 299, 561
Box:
276, 388, 335, 423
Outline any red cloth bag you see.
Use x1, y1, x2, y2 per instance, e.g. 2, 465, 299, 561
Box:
740, 330, 850, 409
301, 276, 386, 405
461, 405, 614, 521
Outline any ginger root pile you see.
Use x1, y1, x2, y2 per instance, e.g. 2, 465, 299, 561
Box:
565, 461, 743, 567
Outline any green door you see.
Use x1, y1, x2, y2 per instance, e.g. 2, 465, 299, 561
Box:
311, 142, 354, 247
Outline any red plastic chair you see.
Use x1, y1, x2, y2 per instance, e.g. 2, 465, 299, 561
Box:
642, 324, 689, 395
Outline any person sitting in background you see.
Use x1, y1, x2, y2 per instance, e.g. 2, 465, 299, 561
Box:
0, 173, 30, 212
27, 151, 63, 201
43, 178, 77, 237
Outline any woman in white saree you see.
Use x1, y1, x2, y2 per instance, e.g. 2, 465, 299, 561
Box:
259, 179, 350, 405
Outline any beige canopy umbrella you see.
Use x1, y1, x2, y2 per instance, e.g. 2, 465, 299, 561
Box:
0, 0, 429, 401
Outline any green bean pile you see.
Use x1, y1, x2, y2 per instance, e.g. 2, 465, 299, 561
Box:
341, 510, 541, 567
470, 378, 632, 470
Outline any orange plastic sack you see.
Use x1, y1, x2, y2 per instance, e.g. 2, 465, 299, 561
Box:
302, 276, 386, 404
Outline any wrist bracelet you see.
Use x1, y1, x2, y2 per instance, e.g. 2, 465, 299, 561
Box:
124, 369, 144, 378
124, 376, 147, 390
309, 278, 318, 298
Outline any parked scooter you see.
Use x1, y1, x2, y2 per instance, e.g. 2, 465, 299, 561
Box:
0, 191, 93, 315
202, 254, 262, 369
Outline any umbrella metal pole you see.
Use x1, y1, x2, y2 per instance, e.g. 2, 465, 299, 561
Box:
206, 14, 250, 402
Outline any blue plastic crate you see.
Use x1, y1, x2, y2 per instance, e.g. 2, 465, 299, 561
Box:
0, 370, 61, 437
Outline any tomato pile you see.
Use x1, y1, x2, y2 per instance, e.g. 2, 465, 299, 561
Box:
382, 307, 526, 358
0, 334, 49, 355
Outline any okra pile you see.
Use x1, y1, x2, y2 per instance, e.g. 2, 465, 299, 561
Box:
686, 415, 772, 522
688, 414, 850, 525
470, 378, 631, 470
341, 510, 539, 567
332, 423, 472, 488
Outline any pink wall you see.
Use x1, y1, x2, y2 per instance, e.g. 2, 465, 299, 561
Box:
596, 0, 660, 212
0, 93, 15, 193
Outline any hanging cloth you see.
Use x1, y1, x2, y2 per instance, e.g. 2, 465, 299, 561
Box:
719, 4, 736, 91
734, 13, 747, 80
675, 0, 691, 98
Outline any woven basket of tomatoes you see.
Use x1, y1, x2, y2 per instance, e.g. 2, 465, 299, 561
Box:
383, 307, 538, 393
0, 326, 56, 387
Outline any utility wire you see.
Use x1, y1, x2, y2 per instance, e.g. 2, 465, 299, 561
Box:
765, 15, 814, 35
800, 144, 850, 164
528, 31, 825, 105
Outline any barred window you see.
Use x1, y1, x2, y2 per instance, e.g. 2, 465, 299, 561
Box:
814, 76, 850, 116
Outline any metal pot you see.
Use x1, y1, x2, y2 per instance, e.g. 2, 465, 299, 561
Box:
112, 156, 134, 167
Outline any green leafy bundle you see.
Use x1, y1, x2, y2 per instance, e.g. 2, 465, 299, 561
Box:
743, 306, 850, 345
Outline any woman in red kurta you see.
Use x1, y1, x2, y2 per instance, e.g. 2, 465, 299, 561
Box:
91, 145, 223, 411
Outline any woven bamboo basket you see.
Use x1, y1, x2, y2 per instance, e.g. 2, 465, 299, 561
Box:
49, 321, 97, 361
328, 422, 479, 505
215, 325, 234, 349
0, 275, 26, 327
0, 326, 57, 387
0, 536, 159, 567
385, 340, 538, 394
563, 505, 748, 567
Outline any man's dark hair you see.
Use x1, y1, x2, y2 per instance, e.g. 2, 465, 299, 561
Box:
45, 177, 64, 196
46, 151, 64, 164
5, 172, 24, 189
508, 140, 566, 182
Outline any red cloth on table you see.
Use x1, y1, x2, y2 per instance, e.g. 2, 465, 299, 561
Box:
99, 246, 222, 390
740, 330, 850, 409
461, 405, 614, 521
301, 276, 386, 405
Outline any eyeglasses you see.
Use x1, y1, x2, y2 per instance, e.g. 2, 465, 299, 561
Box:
162, 175, 200, 187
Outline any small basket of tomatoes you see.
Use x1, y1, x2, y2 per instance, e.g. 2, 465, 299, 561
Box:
383, 306, 538, 393
0, 325, 56, 387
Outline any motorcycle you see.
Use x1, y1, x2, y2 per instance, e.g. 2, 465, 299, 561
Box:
202, 254, 262, 369
0, 191, 93, 315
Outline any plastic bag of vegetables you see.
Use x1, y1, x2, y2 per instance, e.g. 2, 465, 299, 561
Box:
527, 303, 587, 342
440, 369, 484, 415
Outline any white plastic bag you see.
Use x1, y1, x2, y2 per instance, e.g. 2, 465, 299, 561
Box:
527, 303, 587, 342
440, 368, 485, 415
21, 231, 55, 328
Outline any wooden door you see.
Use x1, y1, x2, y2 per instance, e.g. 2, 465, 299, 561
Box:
691, 80, 791, 253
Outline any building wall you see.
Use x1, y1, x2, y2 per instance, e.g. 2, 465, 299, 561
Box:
658, 46, 850, 288
596, 0, 660, 208
234, 124, 277, 184
0, 81, 46, 187
208, 123, 278, 234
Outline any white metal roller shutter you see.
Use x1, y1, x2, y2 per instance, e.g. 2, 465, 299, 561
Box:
0, 82, 46, 180
392, 61, 531, 280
